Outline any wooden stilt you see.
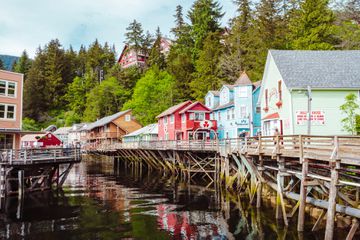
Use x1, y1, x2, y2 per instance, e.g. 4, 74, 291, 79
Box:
298, 158, 309, 231
257, 155, 264, 208
346, 218, 359, 240
324, 159, 340, 240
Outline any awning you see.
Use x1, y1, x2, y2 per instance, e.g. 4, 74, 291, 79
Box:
262, 112, 280, 120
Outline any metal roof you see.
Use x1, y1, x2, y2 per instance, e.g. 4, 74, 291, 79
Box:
54, 127, 72, 135
213, 101, 235, 111
270, 50, 360, 89
86, 110, 131, 130
123, 124, 158, 138
156, 100, 192, 118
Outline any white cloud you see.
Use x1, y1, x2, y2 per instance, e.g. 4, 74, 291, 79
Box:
0, 0, 236, 58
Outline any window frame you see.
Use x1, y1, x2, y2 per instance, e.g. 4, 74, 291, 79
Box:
182, 113, 186, 123
170, 114, 174, 124
163, 116, 168, 124
240, 105, 247, 119
194, 112, 205, 121
0, 103, 16, 120
0, 80, 17, 98
239, 87, 248, 98
125, 114, 131, 122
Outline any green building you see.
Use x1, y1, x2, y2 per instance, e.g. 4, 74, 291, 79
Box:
259, 50, 360, 136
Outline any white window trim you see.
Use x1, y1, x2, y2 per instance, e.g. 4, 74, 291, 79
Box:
0, 80, 17, 98
0, 103, 16, 121
182, 113, 186, 123
125, 114, 131, 122
194, 112, 205, 121
240, 105, 247, 119
170, 114, 174, 124
163, 116, 168, 124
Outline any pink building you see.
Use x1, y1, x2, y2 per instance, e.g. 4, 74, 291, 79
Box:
0, 70, 23, 149
157, 101, 217, 140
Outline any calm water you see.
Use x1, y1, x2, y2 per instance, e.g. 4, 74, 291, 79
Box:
0, 157, 348, 239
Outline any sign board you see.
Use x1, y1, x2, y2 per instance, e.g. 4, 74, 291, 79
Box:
200, 120, 213, 129
236, 119, 250, 127
296, 111, 325, 125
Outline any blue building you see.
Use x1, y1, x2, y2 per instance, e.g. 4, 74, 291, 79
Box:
205, 72, 261, 139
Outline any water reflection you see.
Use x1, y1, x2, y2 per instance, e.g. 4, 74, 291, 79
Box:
0, 157, 346, 239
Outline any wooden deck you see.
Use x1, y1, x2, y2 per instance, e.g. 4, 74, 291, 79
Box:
89, 135, 360, 240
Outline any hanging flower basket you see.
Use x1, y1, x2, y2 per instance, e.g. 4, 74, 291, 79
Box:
263, 107, 269, 113
276, 101, 282, 108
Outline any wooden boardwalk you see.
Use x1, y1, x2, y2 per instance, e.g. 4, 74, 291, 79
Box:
89, 135, 360, 240
0, 148, 82, 210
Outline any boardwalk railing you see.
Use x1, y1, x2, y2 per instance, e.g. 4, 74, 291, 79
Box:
0, 148, 82, 165
91, 135, 360, 166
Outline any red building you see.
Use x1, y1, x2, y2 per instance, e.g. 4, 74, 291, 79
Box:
21, 132, 62, 148
157, 101, 217, 140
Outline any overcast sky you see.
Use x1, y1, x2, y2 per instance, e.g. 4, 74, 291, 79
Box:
0, 0, 236, 58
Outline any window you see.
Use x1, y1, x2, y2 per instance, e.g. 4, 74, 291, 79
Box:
0, 80, 16, 97
125, 114, 131, 122
207, 97, 211, 107
194, 112, 205, 121
265, 89, 269, 109
0, 104, 16, 120
182, 113, 186, 122
231, 108, 235, 119
170, 114, 174, 123
0, 134, 14, 149
239, 87, 248, 98
189, 113, 194, 120
227, 109, 230, 120
240, 105, 247, 118
164, 116, 168, 124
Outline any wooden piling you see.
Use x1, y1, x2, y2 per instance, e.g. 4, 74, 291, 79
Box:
298, 158, 309, 231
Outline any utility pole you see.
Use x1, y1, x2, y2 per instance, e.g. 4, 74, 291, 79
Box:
306, 86, 312, 135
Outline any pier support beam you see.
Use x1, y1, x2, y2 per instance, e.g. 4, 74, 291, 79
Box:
297, 158, 309, 231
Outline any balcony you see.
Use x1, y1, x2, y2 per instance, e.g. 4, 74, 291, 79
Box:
81, 132, 122, 141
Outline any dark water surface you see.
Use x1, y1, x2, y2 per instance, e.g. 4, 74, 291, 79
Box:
0, 157, 349, 239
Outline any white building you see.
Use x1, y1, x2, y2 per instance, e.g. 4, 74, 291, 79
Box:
53, 127, 72, 145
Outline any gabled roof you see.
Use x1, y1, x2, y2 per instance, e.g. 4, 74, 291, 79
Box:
156, 100, 192, 118
86, 110, 131, 130
213, 101, 234, 111
117, 45, 129, 63
124, 124, 158, 138
209, 91, 220, 96
21, 133, 60, 142
270, 50, 360, 89
223, 85, 235, 90
234, 72, 252, 86
54, 127, 72, 135
178, 101, 211, 114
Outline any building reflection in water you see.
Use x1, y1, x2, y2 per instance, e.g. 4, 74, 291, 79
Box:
0, 157, 331, 240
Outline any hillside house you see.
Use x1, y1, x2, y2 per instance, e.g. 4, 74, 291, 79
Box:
259, 50, 360, 136
157, 101, 217, 140
205, 72, 261, 139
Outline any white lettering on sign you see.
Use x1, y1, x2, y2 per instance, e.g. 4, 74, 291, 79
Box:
296, 111, 325, 125
237, 119, 249, 127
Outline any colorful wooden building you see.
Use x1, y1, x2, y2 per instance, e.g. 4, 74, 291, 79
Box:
205, 72, 261, 139
259, 50, 360, 136
21, 132, 61, 148
0, 70, 23, 149
123, 123, 158, 142
83, 110, 142, 146
157, 101, 217, 140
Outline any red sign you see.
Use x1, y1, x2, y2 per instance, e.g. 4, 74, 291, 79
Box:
296, 111, 325, 125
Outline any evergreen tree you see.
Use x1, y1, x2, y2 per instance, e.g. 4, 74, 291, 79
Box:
13, 50, 32, 79
190, 32, 224, 100
188, 0, 224, 60
289, 0, 336, 50
148, 27, 166, 69
0, 59, 4, 70
125, 20, 144, 53
172, 5, 186, 39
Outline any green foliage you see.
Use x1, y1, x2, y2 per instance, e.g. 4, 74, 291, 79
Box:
123, 67, 175, 125
148, 28, 166, 69
289, 0, 336, 50
83, 77, 126, 122
22, 117, 41, 131
356, 114, 360, 135
340, 93, 360, 135
0, 59, 4, 70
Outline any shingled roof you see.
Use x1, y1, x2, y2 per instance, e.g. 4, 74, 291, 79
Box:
86, 110, 131, 130
234, 71, 252, 86
156, 100, 192, 118
270, 50, 360, 89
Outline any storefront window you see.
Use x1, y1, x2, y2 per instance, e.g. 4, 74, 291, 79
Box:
0, 134, 14, 149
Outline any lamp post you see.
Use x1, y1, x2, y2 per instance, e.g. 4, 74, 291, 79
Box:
306, 86, 312, 135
